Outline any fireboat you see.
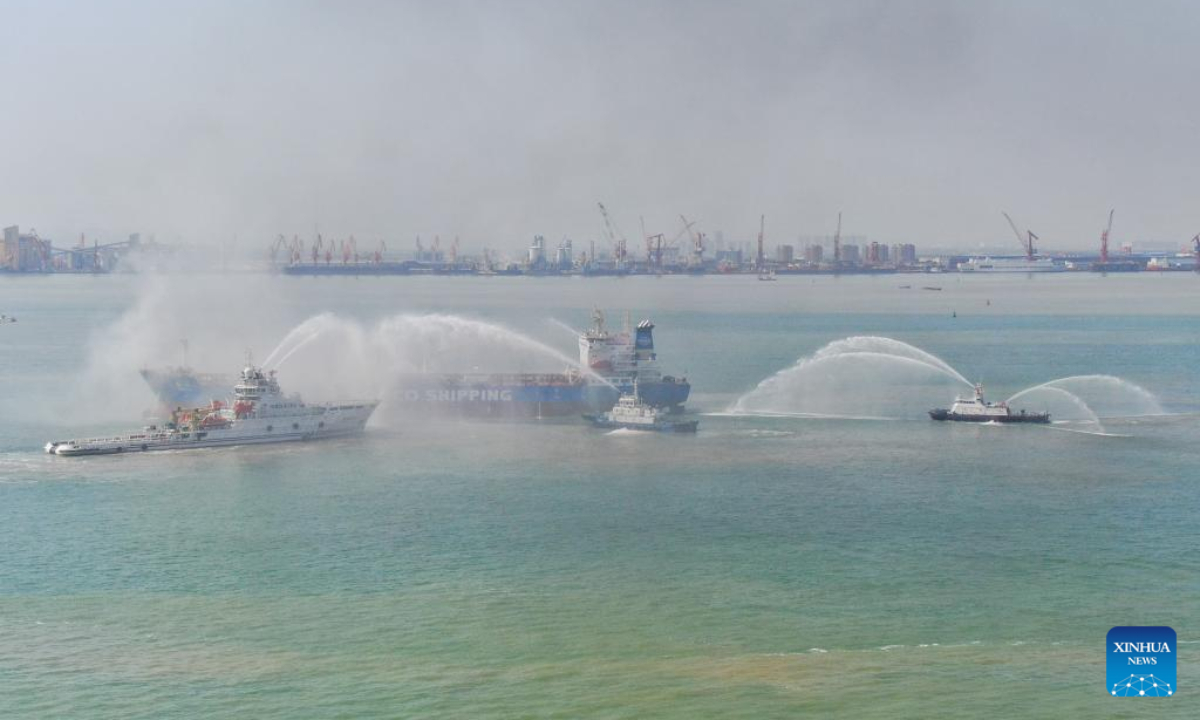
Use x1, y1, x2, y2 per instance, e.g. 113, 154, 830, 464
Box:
929, 384, 1050, 424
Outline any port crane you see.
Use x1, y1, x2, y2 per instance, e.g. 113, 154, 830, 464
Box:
833, 212, 842, 266
340, 236, 358, 264
598, 202, 628, 268
756, 215, 765, 271
270, 234, 288, 264
679, 215, 704, 266
640, 216, 694, 271
1099, 209, 1115, 264
1002, 211, 1037, 260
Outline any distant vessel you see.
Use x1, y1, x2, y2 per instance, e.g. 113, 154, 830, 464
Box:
929, 384, 1050, 424
584, 386, 698, 432
0, 314, 15, 324
958, 256, 1065, 273
47, 365, 377, 456
141, 311, 691, 419
1090, 260, 1143, 273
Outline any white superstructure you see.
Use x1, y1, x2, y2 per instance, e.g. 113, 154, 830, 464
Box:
605, 393, 673, 427
958, 256, 1065, 273
946, 384, 1012, 418
46, 365, 377, 456
578, 310, 663, 383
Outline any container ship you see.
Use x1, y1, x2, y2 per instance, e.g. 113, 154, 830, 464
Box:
140, 311, 690, 419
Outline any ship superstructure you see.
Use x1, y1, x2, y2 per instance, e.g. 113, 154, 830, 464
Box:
577, 310, 690, 409
47, 365, 377, 456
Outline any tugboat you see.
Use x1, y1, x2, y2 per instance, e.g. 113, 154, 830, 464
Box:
929, 383, 1050, 424
46, 365, 377, 456
584, 383, 698, 433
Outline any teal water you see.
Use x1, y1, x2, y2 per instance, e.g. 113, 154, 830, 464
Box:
1, 274, 1198, 717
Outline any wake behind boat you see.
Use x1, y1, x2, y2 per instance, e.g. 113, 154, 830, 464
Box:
929, 383, 1050, 424
46, 365, 377, 456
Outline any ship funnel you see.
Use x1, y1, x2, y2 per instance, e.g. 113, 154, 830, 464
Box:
635, 320, 655, 350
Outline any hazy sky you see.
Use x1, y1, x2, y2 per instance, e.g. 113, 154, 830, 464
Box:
3, 0, 1198, 254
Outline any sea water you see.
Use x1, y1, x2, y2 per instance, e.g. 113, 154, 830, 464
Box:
1, 273, 1197, 718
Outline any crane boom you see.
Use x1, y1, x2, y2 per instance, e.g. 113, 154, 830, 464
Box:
1002, 211, 1024, 247
1100, 209, 1114, 264
1002, 211, 1036, 260
833, 211, 842, 264
757, 215, 765, 271
598, 202, 628, 266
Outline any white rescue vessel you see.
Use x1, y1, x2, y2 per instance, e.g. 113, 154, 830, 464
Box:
46, 365, 377, 456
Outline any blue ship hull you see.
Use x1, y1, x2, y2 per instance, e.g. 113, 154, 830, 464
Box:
581, 379, 689, 412
395, 376, 689, 419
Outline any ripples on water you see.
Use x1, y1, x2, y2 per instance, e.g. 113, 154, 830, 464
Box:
1, 276, 1198, 718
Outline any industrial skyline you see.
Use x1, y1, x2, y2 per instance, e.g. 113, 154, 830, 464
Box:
3, 1, 1200, 250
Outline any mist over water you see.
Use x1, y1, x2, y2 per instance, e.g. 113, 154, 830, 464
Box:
1006, 375, 1164, 418
730, 336, 974, 419
63, 275, 587, 424
730, 336, 1165, 428
261, 312, 587, 415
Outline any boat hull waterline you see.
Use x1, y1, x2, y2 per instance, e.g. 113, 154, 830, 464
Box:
928, 409, 1050, 424
583, 414, 699, 432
